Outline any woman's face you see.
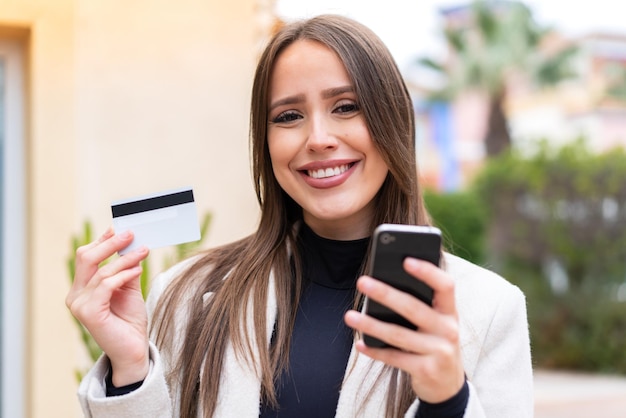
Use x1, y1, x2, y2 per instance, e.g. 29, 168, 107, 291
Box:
267, 40, 389, 240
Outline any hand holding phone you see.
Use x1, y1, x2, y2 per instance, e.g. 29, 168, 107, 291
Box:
362, 223, 442, 348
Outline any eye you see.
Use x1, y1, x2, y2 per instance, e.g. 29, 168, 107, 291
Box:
271, 110, 302, 124
334, 101, 360, 115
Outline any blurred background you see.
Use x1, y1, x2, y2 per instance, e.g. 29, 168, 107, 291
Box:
1, 0, 625, 416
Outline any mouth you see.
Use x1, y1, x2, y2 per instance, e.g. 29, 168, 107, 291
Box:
305, 163, 354, 179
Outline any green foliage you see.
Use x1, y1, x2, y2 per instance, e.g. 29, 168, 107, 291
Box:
604, 63, 626, 102
472, 139, 626, 373
67, 212, 212, 381
474, 138, 626, 288
530, 290, 626, 373
423, 189, 488, 265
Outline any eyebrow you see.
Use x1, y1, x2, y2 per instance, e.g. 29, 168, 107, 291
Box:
269, 85, 355, 112
269, 94, 305, 112
322, 85, 354, 99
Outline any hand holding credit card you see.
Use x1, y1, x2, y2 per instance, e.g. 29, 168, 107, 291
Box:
111, 187, 201, 255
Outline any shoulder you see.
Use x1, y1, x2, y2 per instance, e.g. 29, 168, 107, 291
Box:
148, 255, 203, 296
145, 255, 205, 315
443, 252, 524, 305
443, 254, 533, 412
443, 253, 528, 366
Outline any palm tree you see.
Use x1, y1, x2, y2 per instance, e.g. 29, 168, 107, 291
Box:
418, 1, 578, 157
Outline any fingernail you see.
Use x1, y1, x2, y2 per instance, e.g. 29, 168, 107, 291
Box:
358, 276, 376, 292
404, 257, 420, 269
119, 230, 132, 240
135, 246, 149, 255
345, 310, 360, 325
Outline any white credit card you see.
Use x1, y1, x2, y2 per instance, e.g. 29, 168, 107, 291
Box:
111, 187, 201, 255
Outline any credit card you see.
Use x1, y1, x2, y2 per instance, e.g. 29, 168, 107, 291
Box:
111, 187, 201, 255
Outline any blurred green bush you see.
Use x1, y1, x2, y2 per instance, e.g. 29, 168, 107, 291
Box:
473, 139, 626, 289
423, 188, 487, 265
468, 138, 626, 374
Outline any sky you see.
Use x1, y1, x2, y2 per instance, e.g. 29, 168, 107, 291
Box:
275, 0, 626, 73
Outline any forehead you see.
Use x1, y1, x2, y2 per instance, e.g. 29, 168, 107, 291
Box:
269, 39, 352, 95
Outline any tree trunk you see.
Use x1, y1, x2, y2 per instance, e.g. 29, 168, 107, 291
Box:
484, 92, 511, 157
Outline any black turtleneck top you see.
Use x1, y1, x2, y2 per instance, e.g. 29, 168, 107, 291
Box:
259, 223, 368, 417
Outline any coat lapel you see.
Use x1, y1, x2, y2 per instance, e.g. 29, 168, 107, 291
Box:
210, 271, 391, 418
212, 273, 278, 417
335, 345, 388, 417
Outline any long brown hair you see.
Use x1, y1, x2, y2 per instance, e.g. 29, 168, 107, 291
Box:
152, 14, 431, 418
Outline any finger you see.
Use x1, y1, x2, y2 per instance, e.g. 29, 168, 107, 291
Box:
403, 258, 457, 316
78, 227, 114, 252
69, 265, 143, 324
74, 231, 135, 286
95, 265, 143, 300
353, 338, 421, 372
356, 276, 453, 337
89, 246, 149, 289
344, 310, 443, 354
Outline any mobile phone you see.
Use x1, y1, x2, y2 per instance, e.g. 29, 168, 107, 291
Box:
362, 223, 442, 348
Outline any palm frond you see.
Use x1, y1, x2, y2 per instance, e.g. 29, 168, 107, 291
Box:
444, 27, 467, 53
535, 45, 579, 86
417, 57, 446, 73
473, 1, 498, 43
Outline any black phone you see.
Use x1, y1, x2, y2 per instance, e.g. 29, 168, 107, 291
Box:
362, 223, 442, 348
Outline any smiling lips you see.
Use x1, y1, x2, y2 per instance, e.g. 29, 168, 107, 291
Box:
299, 161, 357, 188
307, 163, 351, 179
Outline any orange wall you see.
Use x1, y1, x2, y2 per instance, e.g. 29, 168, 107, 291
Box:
0, 0, 265, 416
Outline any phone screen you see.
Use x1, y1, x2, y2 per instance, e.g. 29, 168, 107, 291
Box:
363, 224, 441, 348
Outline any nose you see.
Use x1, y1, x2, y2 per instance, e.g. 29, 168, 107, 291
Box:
306, 116, 338, 152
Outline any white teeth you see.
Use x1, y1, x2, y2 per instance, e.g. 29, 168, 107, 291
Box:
308, 164, 350, 179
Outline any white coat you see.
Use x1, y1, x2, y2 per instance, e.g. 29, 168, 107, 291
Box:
78, 252, 534, 417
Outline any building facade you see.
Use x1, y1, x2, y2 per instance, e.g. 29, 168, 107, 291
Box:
0, 1, 274, 416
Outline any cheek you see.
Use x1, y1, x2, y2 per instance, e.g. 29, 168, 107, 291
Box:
267, 137, 293, 190
268, 143, 286, 174
367, 145, 390, 182
359, 132, 388, 170
267, 132, 283, 164
268, 130, 299, 168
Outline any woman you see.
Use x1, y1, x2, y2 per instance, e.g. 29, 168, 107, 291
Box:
67, 14, 533, 418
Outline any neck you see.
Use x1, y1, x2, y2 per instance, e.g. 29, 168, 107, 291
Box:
303, 214, 373, 241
